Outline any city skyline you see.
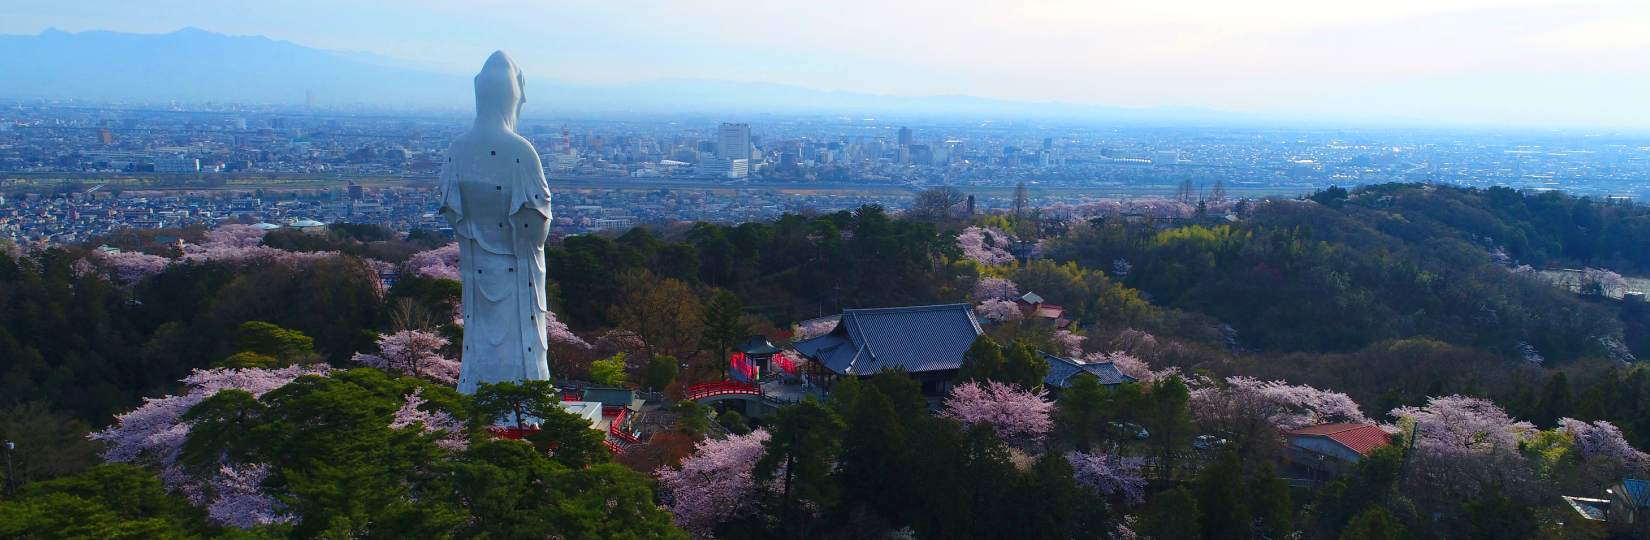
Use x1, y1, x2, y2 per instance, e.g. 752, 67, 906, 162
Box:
3, 0, 1649, 127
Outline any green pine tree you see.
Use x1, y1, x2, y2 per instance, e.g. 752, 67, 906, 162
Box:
1340, 507, 1402, 540
957, 334, 1006, 384
644, 355, 679, 392
754, 397, 846, 535
1145, 375, 1194, 475
699, 290, 750, 381
1055, 373, 1110, 451
1249, 460, 1294, 539
1002, 340, 1050, 390
1196, 449, 1250, 540
837, 387, 910, 524
1534, 371, 1574, 428
1140, 487, 1201, 540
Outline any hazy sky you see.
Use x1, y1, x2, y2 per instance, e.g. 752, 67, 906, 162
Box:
6, 0, 1650, 126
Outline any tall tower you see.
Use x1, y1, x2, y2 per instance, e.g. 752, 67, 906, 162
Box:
717, 123, 751, 160
898, 126, 913, 147
305, 90, 315, 109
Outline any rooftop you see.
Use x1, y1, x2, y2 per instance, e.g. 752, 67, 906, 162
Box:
1041, 352, 1137, 388
1289, 423, 1391, 456
792, 303, 983, 375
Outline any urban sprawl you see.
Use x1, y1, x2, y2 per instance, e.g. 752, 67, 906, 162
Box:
3, 100, 1648, 244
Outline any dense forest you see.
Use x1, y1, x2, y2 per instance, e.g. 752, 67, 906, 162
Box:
4, 183, 1650, 539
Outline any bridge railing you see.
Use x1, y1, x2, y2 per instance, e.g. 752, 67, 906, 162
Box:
684, 382, 761, 401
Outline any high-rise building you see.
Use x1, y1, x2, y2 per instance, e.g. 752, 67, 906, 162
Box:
898, 127, 913, 147
1043, 137, 1054, 151
717, 123, 751, 160
306, 91, 315, 109
98, 128, 112, 144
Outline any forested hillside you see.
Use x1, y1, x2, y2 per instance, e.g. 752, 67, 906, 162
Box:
4, 183, 1650, 539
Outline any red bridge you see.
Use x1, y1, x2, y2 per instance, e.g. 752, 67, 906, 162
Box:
683, 381, 762, 401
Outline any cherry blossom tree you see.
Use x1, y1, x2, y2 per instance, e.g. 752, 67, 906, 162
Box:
973, 277, 1019, 301
91, 365, 331, 506
1112, 259, 1132, 278
204, 224, 268, 248
206, 463, 289, 529
940, 381, 1053, 445
795, 319, 838, 340
1112, 329, 1158, 354
1559, 418, 1649, 470
1043, 198, 1194, 220
1599, 337, 1637, 364
656, 430, 774, 538
1581, 267, 1630, 297
179, 244, 337, 269
1188, 376, 1368, 460
351, 330, 461, 386
594, 329, 648, 358
546, 309, 591, 349
975, 298, 1024, 322
1191, 376, 1369, 432
959, 226, 1016, 267
1391, 395, 1537, 494
98, 250, 171, 284
389, 387, 468, 451
1085, 351, 1175, 387
1517, 341, 1545, 365
71, 257, 100, 280
1067, 451, 1147, 506
1052, 330, 1086, 357
408, 243, 461, 280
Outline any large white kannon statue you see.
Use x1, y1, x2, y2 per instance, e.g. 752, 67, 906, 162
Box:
439, 51, 553, 394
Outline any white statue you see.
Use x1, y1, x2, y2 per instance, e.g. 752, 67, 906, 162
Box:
439, 51, 553, 394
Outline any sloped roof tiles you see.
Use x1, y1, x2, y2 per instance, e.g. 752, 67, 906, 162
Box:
1289, 423, 1391, 456
1042, 352, 1138, 388
791, 303, 983, 375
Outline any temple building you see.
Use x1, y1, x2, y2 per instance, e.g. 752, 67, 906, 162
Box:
791, 303, 983, 395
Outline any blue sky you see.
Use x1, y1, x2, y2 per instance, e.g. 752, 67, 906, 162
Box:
4, 0, 1649, 126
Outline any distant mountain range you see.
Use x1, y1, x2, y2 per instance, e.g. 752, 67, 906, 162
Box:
0, 27, 1418, 124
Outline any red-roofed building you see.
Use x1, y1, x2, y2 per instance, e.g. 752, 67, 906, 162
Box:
1014, 292, 1071, 328
1286, 423, 1392, 476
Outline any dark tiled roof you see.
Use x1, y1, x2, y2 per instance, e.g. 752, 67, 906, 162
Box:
791, 303, 983, 375
735, 335, 782, 355
1289, 423, 1391, 456
1041, 352, 1137, 388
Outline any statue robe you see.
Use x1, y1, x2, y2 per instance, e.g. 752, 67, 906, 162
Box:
438, 51, 553, 394
440, 146, 552, 394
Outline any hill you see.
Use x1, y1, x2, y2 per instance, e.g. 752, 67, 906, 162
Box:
0, 28, 472, 104
0, 28, 1433, 123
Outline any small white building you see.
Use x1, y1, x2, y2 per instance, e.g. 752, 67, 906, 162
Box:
557, 401, 604, 429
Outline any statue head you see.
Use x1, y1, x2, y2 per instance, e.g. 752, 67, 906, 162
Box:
474, 51, 526, 132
